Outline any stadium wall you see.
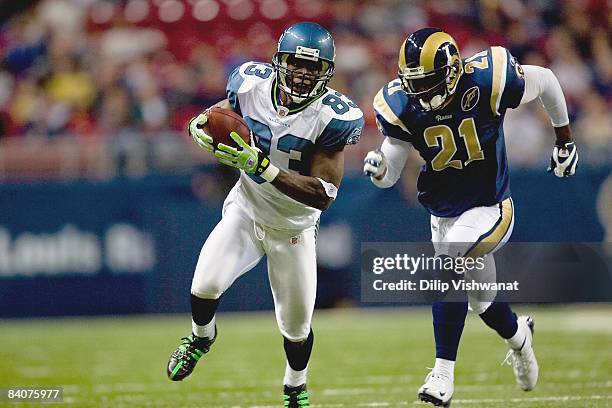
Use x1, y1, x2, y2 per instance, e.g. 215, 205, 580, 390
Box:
0, 168, 609, 317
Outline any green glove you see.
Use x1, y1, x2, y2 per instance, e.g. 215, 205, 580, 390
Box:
215, 132, 279, 181
189, 113, 214, 152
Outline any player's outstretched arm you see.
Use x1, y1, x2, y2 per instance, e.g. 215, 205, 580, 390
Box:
519, 65, 578, 177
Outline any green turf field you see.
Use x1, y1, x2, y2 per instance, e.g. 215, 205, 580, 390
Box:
1, 305, 611, 407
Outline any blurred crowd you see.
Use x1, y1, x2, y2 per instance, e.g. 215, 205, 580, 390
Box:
0, 0, 610, 180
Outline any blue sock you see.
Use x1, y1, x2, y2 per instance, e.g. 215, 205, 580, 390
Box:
479, 302, 518, 339
432, 301, 468, 361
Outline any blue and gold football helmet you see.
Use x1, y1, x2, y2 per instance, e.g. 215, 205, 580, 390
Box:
398, 28, 463, 111
272, 22, 335, 102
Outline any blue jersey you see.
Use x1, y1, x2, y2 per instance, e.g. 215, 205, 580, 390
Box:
374, 47, 525, 217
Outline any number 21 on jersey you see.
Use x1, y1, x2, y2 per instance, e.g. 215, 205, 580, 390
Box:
424, 118, 484, 171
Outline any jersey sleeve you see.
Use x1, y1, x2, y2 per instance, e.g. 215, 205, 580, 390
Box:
372, 82, 413, 143
488, 46, 525, 116
317, 115, 365, 151
226, 64, 246, 115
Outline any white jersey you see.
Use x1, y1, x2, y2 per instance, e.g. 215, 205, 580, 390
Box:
224, 61, 364, 230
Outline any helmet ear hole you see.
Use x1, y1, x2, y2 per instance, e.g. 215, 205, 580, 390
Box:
446, 59, 462, 95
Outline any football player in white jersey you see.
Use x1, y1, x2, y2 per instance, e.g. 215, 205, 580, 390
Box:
166, 22, 364, 407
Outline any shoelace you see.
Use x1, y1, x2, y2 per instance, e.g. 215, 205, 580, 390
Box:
501, 349, 531, 375
176, 336, 207, 359
425, 367, 451, 378
424, 368, 452, 388
431, 372, 451, 383
501, 349, 514, 366
174, 338, 192, 359
284, 391, 309, 407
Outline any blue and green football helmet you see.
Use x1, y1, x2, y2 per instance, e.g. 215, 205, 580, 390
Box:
272, 22, 335, 102
398, 27, 463, 111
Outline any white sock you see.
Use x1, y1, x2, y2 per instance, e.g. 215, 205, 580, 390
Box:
192, 316, 216, 339
433, 358, 455, 378
283, 362, 307, 387
506, 321, 527, 350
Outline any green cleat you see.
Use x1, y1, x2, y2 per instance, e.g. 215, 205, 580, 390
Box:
166, 328, 216, 381
283, 384, 309, 407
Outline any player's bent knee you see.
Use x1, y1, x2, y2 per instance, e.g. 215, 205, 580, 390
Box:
279, 324, 310, 343
284, 336, 308, 345
191, 270, 234, 299
468, 299, 492, 315
190, 290, 220, 301
282, 332, 309, 343
190, 284, 225, 300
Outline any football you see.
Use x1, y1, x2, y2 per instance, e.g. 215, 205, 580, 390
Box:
204, 107, 251, 149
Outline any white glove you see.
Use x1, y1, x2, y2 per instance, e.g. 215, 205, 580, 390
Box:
548, 142, 578, 178
189, 113, 214, 152
363, 149, 387, 180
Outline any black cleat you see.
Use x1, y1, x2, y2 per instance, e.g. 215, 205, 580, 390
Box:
167, 328, 216, 381
418, 370, 453, 407
418, 391, 452, 407
283, 383, 309, 407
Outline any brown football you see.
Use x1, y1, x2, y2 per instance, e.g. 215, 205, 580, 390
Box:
204, 107, 251, 149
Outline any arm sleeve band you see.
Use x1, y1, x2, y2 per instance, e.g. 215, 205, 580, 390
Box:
520, 65, 570, 127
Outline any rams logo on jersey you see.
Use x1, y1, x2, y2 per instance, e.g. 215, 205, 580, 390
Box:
461, 86, 480, 111
515, 62, 525, 79
510, 56, 525, 79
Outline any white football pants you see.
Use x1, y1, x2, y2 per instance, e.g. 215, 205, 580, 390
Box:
431, 198, 514, 314
191, 201, 317, 342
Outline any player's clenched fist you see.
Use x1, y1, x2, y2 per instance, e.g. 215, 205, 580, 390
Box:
189, 113, 214, 152
548, 142, 578, 178
363, 149, 387, 180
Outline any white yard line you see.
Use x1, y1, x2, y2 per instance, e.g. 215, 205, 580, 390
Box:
319, 380, 612, 395
305, 395, 612, 407
50, 393, 612, 408
455, 380, 612, 390
57, 381, 612, 407
450, 394, 612, 405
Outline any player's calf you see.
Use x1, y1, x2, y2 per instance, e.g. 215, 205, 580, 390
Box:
422, 255, 460, 302
282, 330, 313, 406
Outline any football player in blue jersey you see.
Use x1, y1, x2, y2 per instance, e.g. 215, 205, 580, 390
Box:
166, 22, 364, 407
364, 28, 578, 406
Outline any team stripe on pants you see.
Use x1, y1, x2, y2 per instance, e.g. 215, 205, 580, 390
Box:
464, 198, 513, 258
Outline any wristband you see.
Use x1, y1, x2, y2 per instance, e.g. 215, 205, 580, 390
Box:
261, 163, 280, 182
316, 177, 338, 199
